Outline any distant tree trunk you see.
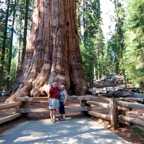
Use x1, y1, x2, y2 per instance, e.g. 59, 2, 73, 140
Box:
7, 0, 17, 90
16, 11, 23, 71
79, 0, 84, 37
6, 0, 87, 103
0, 0, 10, 88
120, 41, 127, 86
22, 0, 29, 63
17, 22, 22, 71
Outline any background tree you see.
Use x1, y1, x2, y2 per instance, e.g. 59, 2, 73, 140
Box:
7, 0, 17, 90
22, 0, 30, 63
0, 0, 33, 90
0, 0, 10, 88
15, 0, 33, 70
124, 0, 144, 84
104, 0, 126, 80
78, 0, 105, 84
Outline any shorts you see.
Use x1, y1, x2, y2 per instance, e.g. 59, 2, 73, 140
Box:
49, 98, 60, 110
59, 102, 65, 114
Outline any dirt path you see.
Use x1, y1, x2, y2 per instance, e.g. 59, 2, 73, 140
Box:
0, 117, 129, 144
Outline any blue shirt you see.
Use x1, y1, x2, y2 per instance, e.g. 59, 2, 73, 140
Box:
59, 90, 67, 102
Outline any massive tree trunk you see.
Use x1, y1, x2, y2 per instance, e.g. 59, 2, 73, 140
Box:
6, 0, 87, 103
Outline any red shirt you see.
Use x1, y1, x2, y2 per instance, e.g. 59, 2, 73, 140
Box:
49, 88, 59, 99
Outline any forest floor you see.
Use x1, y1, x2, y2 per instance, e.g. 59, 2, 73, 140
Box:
0, 94, 144, 143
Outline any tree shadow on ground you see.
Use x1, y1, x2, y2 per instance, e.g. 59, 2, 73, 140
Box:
0, 117, 127, 144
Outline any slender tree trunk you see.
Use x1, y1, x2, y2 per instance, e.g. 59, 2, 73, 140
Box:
80, 0, 84, 37
120, 42, 127, 86
114, 1, 126, 86
17, 32, 22, 71
7, 0, 17, 90
22, 0, 29, 63
16, 12, 23, 71
6, 0, 87, 103
0, 0, 10, 88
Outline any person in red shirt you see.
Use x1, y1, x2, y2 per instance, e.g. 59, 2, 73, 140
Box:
48, 82, 60, 123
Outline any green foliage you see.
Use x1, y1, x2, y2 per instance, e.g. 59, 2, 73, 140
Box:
103, 0, 144, 85
3, 34, 11, 85
133, 127, 144, 138
0, 0, 33, 89
124, 0, 144, 84
10, 49, 17, 82
104, 0, 127, 85
78, 0, 106, 83
105, 35, 119, 74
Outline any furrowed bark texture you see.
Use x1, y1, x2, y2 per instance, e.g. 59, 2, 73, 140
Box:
6, 0, 87, 103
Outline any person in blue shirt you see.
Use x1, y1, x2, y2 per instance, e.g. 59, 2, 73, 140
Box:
59, 85, 67, 121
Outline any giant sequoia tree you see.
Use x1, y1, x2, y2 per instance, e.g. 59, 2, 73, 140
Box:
6, 0, 87, 103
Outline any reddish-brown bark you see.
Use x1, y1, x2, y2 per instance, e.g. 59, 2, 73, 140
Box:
6, 0, 87, 103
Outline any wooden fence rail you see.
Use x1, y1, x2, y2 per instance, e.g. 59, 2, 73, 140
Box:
0, 102, 21, 110
117, 100, 144, 110
15, 96, 95, 115
0, 113, 22, 125
118, 98, 144, 103
86, 97, 144, 130
86, 101, 109, 109
118, 115, 144, 127
0, 95, 144, 130
88, 111, 110, 121
0, 102, 22, 125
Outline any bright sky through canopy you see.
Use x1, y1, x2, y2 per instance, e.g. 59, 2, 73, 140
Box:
100, 0, 115, 41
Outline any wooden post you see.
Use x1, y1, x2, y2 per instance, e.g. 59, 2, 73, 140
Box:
129, 108, 133, 126
80, 100, 86, 115
118, 107, 132, 127
110, 98, 118, 130
80, 99, 91, 116
85, 101, 91, 116
117, 109, 126, 127
19, 96, 29, 117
